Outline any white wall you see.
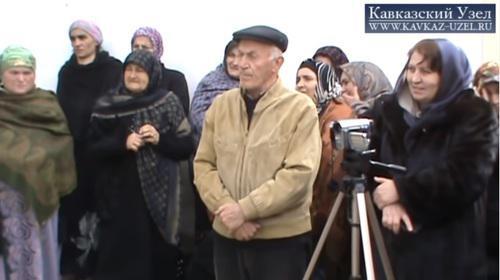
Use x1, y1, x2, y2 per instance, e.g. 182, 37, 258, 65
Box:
1, 0, 498, 96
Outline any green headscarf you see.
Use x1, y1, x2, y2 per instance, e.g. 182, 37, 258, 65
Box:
0, 45, 36, 74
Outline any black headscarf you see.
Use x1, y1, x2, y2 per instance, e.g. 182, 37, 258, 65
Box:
93, 50, 165, 114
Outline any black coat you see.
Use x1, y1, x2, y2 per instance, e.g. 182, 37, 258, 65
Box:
57, 51, 122, 276
86, 93, 194, 280
370, 90, 498, 280
160, 66, 190, 115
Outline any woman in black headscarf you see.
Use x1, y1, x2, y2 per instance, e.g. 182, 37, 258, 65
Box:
87, 50, 194, 280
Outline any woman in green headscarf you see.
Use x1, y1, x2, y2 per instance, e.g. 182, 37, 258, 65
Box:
0, 45, 76, 279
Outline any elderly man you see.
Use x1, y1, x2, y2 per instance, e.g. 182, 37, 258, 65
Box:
194, 25, 322, 280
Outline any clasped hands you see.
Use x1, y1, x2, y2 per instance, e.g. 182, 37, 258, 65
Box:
126, 124, 160, 152
215, 202, 260, 241
373, 176, 414, 234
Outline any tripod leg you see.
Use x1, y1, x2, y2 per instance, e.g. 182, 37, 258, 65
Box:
365, 192, 395, 280
351, 190, 361, 279
302, 192, 345, 280
356, 191, 376, 280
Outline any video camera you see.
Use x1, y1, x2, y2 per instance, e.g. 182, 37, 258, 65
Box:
330, 118, 407, 177
331, 118, 373, 152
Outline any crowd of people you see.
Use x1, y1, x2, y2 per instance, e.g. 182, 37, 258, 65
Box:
0, 20, 498, 280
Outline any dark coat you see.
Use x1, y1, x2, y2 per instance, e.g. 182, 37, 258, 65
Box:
369, 90, 498, 280
56, 51, 122, 276
87, 91, 194, 280
160, 65, 190, 115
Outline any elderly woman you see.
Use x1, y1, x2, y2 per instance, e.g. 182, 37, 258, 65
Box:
131, 26, 190, 115
87, 49, 194, 280
296, 58, 353, 279
340, 61, 393, 117
0, 46, 76, 279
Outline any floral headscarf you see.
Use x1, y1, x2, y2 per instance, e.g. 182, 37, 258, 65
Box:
131, 27, 164, 60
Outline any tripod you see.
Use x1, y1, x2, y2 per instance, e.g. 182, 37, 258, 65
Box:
303, 173, 395, 280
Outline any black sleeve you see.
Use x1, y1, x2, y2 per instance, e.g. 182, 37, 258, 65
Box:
155, 129, 194, 160
153, 93, 195, 160
86, 116, 131, 160
165, 69, 190, 115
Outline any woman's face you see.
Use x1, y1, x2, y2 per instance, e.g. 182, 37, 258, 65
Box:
70, 28, 98, 63
340, 72, 359, 100
296, 67, 318, 104
132, 36, 155, 54
406, 51, 441, 106
1, 66, 36, 95
124, 63, 149, 94
226, 47, 240, 78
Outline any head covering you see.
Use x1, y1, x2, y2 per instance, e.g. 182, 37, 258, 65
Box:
394, 38, 472, 125
474, 61, 499, 91
340, 61, 393, 102
340, 61, 392, 117
313, 46, 349, 79
131, 27, 164, 60
69, 19, 103, 46
298, 58, 341, 113
223, 40, 238, 68
233, 25, 288, 52
0, 45, 36, 74
122, 49, 162, 95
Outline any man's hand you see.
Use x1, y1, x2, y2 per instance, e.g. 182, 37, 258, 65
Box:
139, 124, 160, 145
381, 203, 414, 234
373, 176, 399, 209
215, 202, 246, 231
126, 132, 144, 152
233, 222, 260, 241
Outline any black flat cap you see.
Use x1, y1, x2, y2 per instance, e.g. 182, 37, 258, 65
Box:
233, 25, 288, 52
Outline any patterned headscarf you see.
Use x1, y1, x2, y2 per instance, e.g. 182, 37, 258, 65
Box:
474, 61, 499, 92
121, 50, 162, 95
341, 62, 393, 102
69, 20, 103, 46
298, 58, 341, 113
131, 27, 164, 60
340, 61, 393, 116
0, 45, 36, 74
313, 46, 349, 79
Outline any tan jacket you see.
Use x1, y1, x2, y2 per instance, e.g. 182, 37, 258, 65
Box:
194, 79, 321, 239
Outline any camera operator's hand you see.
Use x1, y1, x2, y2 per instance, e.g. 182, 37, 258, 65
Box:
341, 149, 368, 176
381, 203, 414, 234
373, 176, 399, 209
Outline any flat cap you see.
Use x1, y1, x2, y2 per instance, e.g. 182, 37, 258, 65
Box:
233, 25, 288, 52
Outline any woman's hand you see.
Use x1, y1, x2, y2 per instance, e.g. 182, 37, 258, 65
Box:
139, 124, 160, 145
381, 203, 414, 234
341, 86, 361, 107
126, 132, 144, 152
373, 176, 399, 209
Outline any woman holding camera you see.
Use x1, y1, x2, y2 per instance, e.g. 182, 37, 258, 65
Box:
368, 39, 498, 279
